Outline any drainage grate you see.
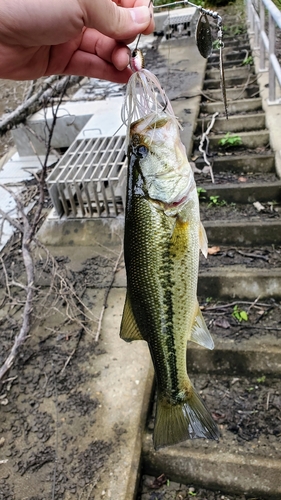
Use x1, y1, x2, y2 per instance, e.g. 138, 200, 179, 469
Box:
163, 7, 198, 39
47, 134, 127, 218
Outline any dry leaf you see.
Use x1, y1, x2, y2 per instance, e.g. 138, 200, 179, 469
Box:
149, 474, 167, 489
253, 201, 265, 212
208, 246, 221, 255
238, 176, 247, 182
214, 317, 230, 329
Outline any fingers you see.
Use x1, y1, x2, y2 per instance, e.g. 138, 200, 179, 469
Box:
80, 0, 154, 40
79, 28, 131, 70
62, 49, 133, 83
45, 29, 133, 81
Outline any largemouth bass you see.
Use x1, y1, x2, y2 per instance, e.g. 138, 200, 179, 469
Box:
120, 111, 219, 450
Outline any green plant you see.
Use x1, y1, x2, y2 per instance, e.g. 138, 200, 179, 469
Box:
257, 375, 266, 383
197, 187, 207, 200
219, 132, 242, 148
212, 39, 221, 50
207, 195, 227, 207
232, 305, 248, 322
242, 55, 253, 66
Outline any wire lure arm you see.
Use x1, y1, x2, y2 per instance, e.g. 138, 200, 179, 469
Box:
153, 0, 228, 118
153, 0, 222, 21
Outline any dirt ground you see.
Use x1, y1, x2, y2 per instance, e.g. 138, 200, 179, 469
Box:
0, 238, 119, 499
1, 236, 281, 499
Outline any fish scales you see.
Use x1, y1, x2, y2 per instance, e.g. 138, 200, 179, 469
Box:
120, 112, 219, 449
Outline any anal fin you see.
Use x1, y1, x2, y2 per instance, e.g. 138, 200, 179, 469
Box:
120, 293, 145, 342
199, 221, 208, 258
190, 302, 214, 350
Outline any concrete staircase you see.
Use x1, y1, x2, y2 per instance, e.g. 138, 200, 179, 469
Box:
140, 12, 281, 500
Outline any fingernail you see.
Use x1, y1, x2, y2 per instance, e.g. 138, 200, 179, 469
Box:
130, 6, 150, 25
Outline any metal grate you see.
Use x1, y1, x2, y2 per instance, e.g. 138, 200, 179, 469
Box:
163, 7, 198, 39
47, 134, 127, 218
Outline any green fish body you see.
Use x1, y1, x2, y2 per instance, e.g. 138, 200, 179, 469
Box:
120, 113, 219, 449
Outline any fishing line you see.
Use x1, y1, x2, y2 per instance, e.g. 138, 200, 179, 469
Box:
134, 0, 153, 51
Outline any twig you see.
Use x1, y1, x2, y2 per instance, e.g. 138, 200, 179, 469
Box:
28, 77, 71, 243
198, 111, 218, 183
204, 300, 276, 311
0, 195, 35, 381
0, 80, 73, 382
236, 249, 269, 262
0, 206, 23, 233
24, 80, 37, 102
247, 295, 261, 313
238, 325, 281, 331
60, 328, 83, 375
0, 255, 11, 300
51, 362, 59, 500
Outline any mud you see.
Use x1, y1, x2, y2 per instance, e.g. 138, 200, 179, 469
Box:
138, 474, 266, 500
0, 260, 114, 499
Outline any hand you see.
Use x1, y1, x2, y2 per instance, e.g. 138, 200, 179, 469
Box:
0, 0, 154, 82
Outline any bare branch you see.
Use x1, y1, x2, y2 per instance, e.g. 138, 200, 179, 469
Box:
0, 78, 77, 381
0, 75, 81, 135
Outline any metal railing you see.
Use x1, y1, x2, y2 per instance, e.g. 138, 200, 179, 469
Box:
246, 0, 281, 103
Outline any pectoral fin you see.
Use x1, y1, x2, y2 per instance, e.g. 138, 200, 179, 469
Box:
199, 221, 208, 258
189, 302, 214, 350
120, 293, 145, 342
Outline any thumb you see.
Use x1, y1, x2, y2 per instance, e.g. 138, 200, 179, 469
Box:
80, 0, 152, 40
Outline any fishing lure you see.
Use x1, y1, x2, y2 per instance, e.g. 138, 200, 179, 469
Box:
195, 7, 228, 118
196, 12, 213, 59
153, 0, 228, 118
130, 48, 145, 73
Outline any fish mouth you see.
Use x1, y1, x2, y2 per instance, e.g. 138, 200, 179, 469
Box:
130, 113, 170, 137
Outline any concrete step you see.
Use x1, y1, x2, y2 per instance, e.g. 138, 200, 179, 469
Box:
203, 219, 281, 246
203, 74, 257, 89
196, 112, 266, 133
206, 66, 255, 80
142, 429, 281, 499
197, 181, 281, 204
195, 153, 275, 173
188, 325, 281, 376
222, 38, 251, 48
194, 129, 269, 150
207, 58, 252, 69
200, 97, 262, 115
140, 11, 281, 500
198, 266, 281, 300
209, 48, 251, 62
202, 85, 260, 100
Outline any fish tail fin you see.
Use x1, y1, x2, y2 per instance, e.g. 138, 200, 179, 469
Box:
153, 386, 219, 450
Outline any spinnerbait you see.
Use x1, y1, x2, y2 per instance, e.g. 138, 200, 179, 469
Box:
153, 1, 228, 118
130, 48, 145, 73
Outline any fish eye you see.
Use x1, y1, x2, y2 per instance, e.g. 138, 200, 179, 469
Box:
135, 145, 148, 159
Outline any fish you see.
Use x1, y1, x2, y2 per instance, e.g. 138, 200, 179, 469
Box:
120, 110, 219, 450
